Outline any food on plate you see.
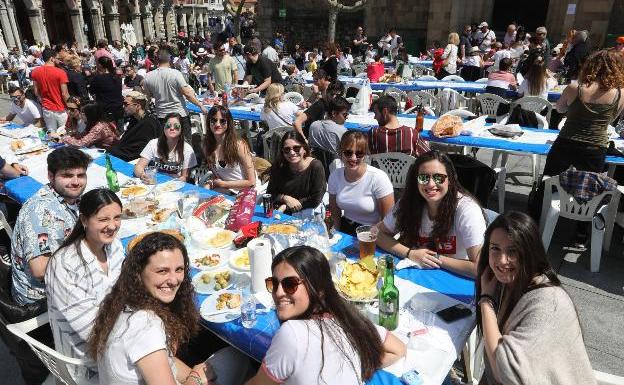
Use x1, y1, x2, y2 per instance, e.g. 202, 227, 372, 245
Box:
151, 207, 175, 223
431, 115, 463, 138
209, 271, 231, 290
263, 223, 298, 235
215, 292, 241, 310
127, 230, 184, 251
10, 139, 25, 151
195, 253, 222, 268
156, 180, 184, 193
205, 230, 234, 248
232, 249, 250, 269
121, 185, 149, 198
122, 198, 158, 218
338, 259, 378, 300
378, 73, 402, 83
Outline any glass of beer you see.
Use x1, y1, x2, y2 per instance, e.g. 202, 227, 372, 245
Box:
356, 225, 378, 259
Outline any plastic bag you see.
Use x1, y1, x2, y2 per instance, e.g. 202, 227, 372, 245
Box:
350, 79, 372, 116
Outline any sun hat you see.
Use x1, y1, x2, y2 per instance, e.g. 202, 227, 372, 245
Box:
478, 22, 488, 28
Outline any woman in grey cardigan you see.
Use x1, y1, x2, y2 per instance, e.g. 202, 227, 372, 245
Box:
476, 211, 596, 385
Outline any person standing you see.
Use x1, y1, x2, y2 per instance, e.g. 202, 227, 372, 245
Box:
388, 28, 403, 59
262, 41, 280, 65
89, 56, 124, 132
352, 26, 368, 60
243, 45, 283, 95
30, 48, 69, 133
141, 49, 208, 143
535, 26, 551, 65
475, 22, 496, 53
564, 30, 590, 80
503, 24, 517, 48
207, 40, 239, 94
459, 25, 473, 60
439, 33, 459, 78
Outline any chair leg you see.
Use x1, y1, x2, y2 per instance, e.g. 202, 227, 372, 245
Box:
541, 210, 559, 251
500, 152, 509, 169
497, 172, 505, 213
491, 151, 501, 169
590, 219, 605, 273
531, 155, 540, 184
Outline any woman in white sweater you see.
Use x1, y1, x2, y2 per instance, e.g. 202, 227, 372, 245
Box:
476, 211, 596, 385
439, 32, 459, 79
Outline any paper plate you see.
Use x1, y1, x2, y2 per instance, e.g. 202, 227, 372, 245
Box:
200, 290, 242, 323
229, 248, 250, 272
155, 180, 186, 193
189, 248, 230, 271
192, 269, 249, 295
120, 184, 151, 198
191, 228, 235, 250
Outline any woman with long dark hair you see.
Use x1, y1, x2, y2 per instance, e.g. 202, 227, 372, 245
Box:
517, 55, 557, 99
89, 56, 124, 131
376, 150, 486, 278
245, 246, 405, 385
88, 232, 249, 385
266, 130, 325, 217
45, 188, 124, 384
134, 112, 197, 181
476, 211, 595, 384
202, 105, 256, 193
55, 102, 119, 149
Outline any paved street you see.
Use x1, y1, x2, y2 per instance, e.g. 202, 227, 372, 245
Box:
0, 94, 622, 383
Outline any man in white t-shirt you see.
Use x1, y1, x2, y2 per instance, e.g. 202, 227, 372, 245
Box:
0, 85, 43, 127
262, 42, 280, 64
490, 42, 511, 71
475, 22, 496, 53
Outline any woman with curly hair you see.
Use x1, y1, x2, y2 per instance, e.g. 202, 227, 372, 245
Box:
245, 246, 405, 385
476, 212, 595, 384
376, 150, 487, 278
202, 105, 256, 193
88, 232, 250, 385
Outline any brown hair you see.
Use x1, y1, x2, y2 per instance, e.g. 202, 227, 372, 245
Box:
339, 131, 369, 156
203, 105, 250, 167
87, 232, 199, 359
157, 113, 185, 168
579, 49, 624, 90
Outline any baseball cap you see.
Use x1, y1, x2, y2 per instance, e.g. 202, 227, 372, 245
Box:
479, 22, 488, 28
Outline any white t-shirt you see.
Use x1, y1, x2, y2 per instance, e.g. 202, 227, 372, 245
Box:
10, 99, 41, 125
98, 310, 177, 385
260, 101, 299, 130
174, 57, 191, 74
491, 49, 511, 71
463, 55, 482, 67
518, 77, 557, 100
262, 319, 388, 385
475, 29, 496, 52
328, 165, 394, 226
140, 138, 197, 177
383, 195, 486, 260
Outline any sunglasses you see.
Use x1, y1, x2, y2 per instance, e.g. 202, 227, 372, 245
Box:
9, 95, 21, 100
282, 145, 303, 154
342, 150, 365, 159
165, 122, 181, 130
210, 118, 228, 125
417, 173, 448, 185
265, 276, 303, 295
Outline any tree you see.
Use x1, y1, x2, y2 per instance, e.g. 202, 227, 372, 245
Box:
223, 0, 248, 41
326, 0, 368, 43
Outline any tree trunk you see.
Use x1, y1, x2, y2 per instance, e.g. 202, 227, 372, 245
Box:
328, 8, 338, 43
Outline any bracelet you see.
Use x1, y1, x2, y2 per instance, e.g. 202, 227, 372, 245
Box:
478, 294, 498, 310
186, 371, 202, 385
404, 247, 413, 260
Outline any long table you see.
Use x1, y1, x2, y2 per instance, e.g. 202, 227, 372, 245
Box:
3, 132, 476, 384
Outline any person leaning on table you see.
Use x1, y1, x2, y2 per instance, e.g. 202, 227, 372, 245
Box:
0, 85, 43, 127
375, 150, 486, 279
476, 211, 596, 385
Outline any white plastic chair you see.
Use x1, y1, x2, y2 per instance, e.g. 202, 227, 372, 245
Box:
476, 93, 509, 122
412, 64, 434, 78
6, 312, 89, 385
442, 108, 476, 118
262, 126, 293, 163
539, 175, 622, 272
283, 91, 304, 106
328, 158, 344, 175
406, 91, 441, 115
369, 152, 416, 189
475, 78, 489, 83
352, 63, 367, 76
595, 370, 624, 385
418, 75, 438, 81
438, 88, 469, 115
511, 96, 553, 124
441, 74, 465, 82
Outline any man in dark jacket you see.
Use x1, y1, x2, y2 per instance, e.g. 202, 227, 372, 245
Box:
109, 91, 159, 161
564, 30, 590, 80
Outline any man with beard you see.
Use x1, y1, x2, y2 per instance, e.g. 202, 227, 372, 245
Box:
109, 91, 160, 161
10, 147, 92, 305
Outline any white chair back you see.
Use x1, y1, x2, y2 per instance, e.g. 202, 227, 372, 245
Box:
406, 91, 441, 115
418, 75, 437, 81
352, 63, 367, 75
438, 88, 468, 115
594, 370, 624, 385
412, 64, 433, 78
262, 126, 293, 163
191, 165, 212, 186
476, 93, 509, 120
283, 91, 304, 106
500, 114, 548, 129
7, 313, 88, 385
512, 96, 553, 123
329, 158, 344, 174
443, 108, 476, 118
370, 152, 416, 189
441, 74, 465, 82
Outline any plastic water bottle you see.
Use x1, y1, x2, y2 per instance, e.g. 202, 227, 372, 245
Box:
241, 289, 257, 328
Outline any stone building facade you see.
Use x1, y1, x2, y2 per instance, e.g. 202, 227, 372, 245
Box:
1, 0, 230, 53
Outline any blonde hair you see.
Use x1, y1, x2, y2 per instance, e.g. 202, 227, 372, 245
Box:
263, 83, 284, 112
448, 33, 460, 46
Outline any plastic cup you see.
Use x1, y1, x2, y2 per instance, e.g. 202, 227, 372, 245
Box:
143, 166, 157, 185
240, 290, 257, 329
356, 225, 378, 259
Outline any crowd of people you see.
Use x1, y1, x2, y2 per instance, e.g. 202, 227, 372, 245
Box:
1, 14, 623, 385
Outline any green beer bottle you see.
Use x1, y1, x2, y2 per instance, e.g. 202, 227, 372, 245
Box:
378, 255, 399, 330
104, 153, 120, 192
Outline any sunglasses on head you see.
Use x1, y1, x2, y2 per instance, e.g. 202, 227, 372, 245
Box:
165, 122, 181, 130
342, 150, 365, 159
210, 118, 227, 125
417, 173, 448, 185
265, 276, 303, 295
282, 145, 303, 154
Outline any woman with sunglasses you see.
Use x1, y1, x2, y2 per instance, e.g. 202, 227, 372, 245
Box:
266, 131, 326, 216
53, 102, 120, 150
134, 113, 197, 182
328, 131, 394, 235
88, 232, 250, 385
202, 105, 257, 193
476, 212, 595, 385
61, 96, 82, 134
376, 150, 487, 278
45, 188, 125, 384
246, 246, 405, 385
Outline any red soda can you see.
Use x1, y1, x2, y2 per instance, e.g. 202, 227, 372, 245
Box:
262, 194, 273, 217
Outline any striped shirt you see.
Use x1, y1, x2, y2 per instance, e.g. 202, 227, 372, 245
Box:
45, 238, 125, 384
369, 125, 430, 157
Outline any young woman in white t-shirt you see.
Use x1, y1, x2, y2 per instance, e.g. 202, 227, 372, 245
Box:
134, 113, 197, 181
88, 232, 249, 385
377, 150, 487, 278
245, 246, 406, 385
328, 131, 394, 235
260, 83, 300, 130
517, 57, 557, 100
202, 105, 256, 194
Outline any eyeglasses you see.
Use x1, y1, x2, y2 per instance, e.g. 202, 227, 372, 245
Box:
342, 150, 365, 159
265, 276, 303, 295
210, 118, 227, 125
9, 95, 20, 100
165, 122, 181, 130
282, 145, 303, 154
417, 173, 448, 185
